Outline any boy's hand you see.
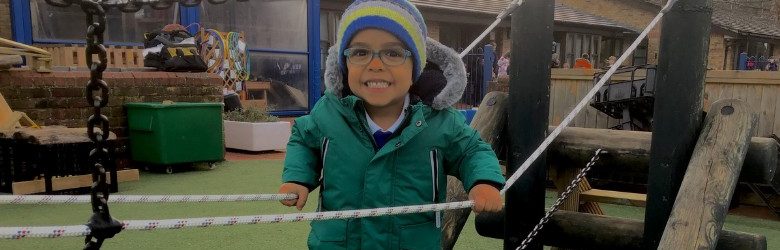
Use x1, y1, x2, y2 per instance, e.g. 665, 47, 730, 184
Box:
468, 184, 503, 213
278, 183, 309, 211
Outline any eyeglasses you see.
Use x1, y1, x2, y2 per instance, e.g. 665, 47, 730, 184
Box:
343, 47, 412, 66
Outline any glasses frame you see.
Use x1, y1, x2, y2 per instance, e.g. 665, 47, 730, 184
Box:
343, 47, 412, 66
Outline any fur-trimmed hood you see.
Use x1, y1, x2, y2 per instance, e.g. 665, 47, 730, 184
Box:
323, 37, 466, 110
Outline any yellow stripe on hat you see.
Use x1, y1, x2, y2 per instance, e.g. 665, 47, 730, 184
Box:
338, 6, 427, 64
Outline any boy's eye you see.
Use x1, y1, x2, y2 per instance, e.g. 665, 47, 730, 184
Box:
382, 49, 403, 58
351, 49, 370, 57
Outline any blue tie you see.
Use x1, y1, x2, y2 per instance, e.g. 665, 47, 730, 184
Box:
373, 130, 394, 149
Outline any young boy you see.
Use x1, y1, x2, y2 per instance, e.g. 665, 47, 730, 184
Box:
279, 1, 504, 249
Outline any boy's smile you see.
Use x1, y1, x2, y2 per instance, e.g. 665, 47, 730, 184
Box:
346, 29, 414, 112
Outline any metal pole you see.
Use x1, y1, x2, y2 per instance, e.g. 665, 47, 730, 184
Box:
505, 0, 553, 249
643, 0, 713, 248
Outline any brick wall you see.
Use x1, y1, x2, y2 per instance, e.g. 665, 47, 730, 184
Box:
708, 32, 726, 70
0, 0, 11, 40
0, 70, 223, 138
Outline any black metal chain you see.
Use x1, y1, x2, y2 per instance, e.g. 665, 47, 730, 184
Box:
516, 149, 606, 250
79, 1, 123, 250
41, 0, 242, 249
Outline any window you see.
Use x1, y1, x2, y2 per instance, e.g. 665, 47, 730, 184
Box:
250, 53, 309, 111
201, 0, 309, 111
632, 42, 648, 66
30, 0, 175, 44
563, 33, 601, 68
736, 40, 775, 70
600, 37, 624, 67
200, 0, 307, 51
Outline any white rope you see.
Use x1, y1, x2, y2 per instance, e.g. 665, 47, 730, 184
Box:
0, 201, 474, 239
458, 0, 524, 58
500, 0, 679, 195
0, 194, 297, 205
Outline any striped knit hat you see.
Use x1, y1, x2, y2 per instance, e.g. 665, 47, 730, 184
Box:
337, 0, 428, 80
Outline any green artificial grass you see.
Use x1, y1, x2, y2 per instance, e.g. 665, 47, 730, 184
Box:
1, 160, 778, 249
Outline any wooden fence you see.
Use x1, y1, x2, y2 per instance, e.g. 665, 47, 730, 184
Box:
538, 69, 780, 137
36, 44, 144, 69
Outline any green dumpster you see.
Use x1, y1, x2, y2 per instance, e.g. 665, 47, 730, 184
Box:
126, 102, 224, 170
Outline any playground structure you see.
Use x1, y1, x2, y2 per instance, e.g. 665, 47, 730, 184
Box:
0, 0, 777, 249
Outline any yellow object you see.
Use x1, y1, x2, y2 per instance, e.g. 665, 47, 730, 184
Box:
0, 92, 39, 132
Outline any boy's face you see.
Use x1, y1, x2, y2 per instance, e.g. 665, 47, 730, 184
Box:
346, 29, 414, 111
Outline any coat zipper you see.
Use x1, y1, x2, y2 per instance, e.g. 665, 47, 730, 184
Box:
430, 148, 441, 228
318, 138, 330, 212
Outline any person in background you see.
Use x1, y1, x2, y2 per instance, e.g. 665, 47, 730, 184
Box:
574, 53, 593, 69
497, 51, 511, 78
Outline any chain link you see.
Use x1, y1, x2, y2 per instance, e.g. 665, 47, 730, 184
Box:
516, 149, 606, 250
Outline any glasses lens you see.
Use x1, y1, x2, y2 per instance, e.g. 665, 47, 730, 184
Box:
347, 48, 371, 65
381, 48, 408, 65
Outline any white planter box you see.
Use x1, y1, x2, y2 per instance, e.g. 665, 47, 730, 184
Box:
224, 120, 291, 151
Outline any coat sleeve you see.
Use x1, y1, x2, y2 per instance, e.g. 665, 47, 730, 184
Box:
281, 115, 321, 189
442, 111, 506, 192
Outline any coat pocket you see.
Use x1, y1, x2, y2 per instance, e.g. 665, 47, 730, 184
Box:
308, 219, 347, 248
399, 220, 440, 250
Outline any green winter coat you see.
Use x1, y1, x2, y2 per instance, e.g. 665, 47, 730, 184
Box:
282, 38, 504, 250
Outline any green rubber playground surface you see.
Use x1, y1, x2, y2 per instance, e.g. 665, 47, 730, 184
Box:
1, 160, 778, 249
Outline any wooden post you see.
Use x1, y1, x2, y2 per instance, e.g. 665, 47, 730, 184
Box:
506, 0, 554, 249
475, 210, 766, 250
659, 99, 758, 249
644, 0, 714, 247
442, 92, 508, 250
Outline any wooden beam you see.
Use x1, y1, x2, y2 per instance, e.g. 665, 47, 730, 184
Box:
475, 210, 767, 250
0, 38, 51, 56
644, 0, 713, 247
659, 99, 758, 249
506, 0, 554, 249
11, 169, 140, 195
442, 92, 508, 250
547, 127, 779, 188
580, 189, 646, 207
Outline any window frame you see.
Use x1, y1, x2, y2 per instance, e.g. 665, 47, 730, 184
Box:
10, 0, 322, 115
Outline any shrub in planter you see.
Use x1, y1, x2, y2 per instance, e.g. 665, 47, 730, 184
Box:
223, 107, 290, 151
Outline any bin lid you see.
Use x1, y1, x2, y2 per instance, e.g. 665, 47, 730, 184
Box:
125, 102, 223, 109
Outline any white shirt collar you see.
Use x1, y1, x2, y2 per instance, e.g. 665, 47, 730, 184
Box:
365, 94, 410, 134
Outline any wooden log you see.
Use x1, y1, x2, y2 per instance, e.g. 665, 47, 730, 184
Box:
547, 127, 779, 189
442, 91, 507, 250
0, 55, 23, 69
659, 99, 758, 250
475, 210, 767, 250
